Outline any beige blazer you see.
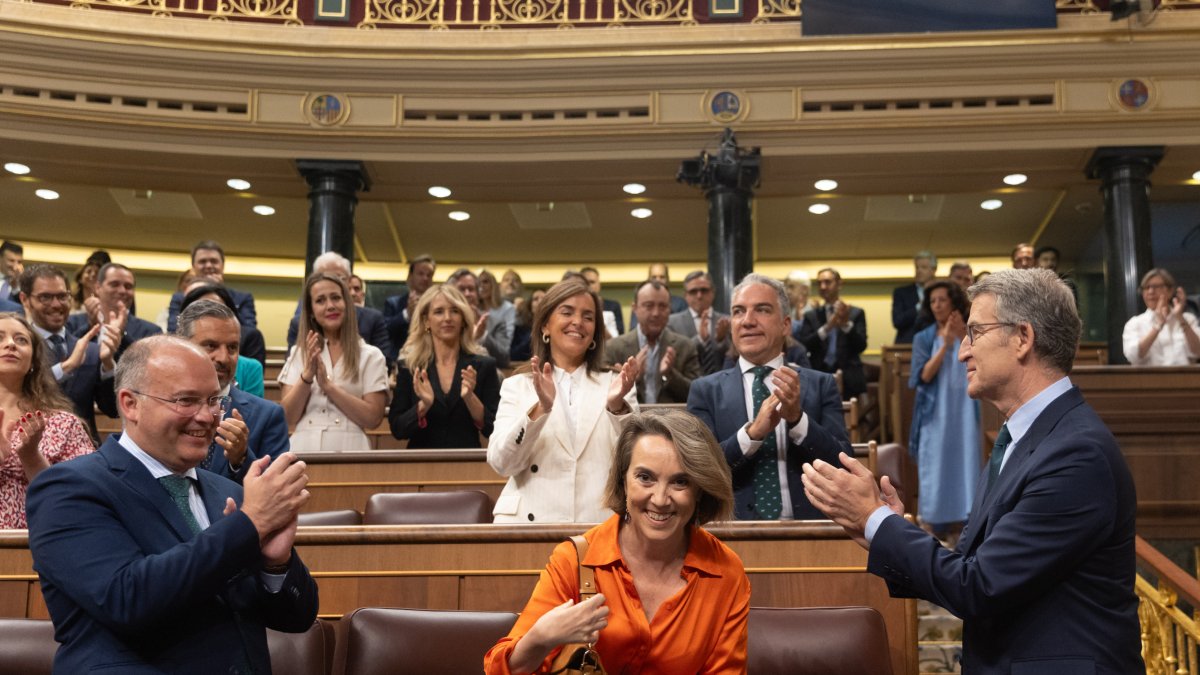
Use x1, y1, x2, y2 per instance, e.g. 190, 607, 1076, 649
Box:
487, 369, 637, 523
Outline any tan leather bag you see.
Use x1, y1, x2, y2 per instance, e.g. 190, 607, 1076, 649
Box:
546, 535, 607, 675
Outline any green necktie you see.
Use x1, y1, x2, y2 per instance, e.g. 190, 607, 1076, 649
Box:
751, 366, 783, 520
159, 475, 201, 535
985, 424, 1012, 493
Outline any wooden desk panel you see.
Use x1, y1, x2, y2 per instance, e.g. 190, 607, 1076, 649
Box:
299, 450, 506, 513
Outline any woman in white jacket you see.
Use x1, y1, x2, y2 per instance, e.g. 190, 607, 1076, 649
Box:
488, 279, 638, 523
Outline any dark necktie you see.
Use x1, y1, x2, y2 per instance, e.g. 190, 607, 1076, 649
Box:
200, 398, 231, 471
824, 306, 839, 368
159, 475, 201, 535
47, 334, 68, 363
985, 424, 1012, 494
751, 366, 783, 520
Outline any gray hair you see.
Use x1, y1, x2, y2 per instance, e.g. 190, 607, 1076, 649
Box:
914, 250, 937, 268
968, 268, 1080, 374
176, 300, 239, 338
312, 251, 352, 279
114, 335, 208, 395
733, 273, 791, 320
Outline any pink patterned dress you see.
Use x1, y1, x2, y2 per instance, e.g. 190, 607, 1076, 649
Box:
0, 411, 95, 529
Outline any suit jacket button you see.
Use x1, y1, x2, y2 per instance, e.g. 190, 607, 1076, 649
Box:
527, 513, 535, 521
531, 464, 538, 473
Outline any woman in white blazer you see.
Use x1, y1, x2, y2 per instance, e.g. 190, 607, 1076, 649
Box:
488, 279, 638, 523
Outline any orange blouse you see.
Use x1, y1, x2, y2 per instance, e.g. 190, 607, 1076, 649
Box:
484, 514, 750, 675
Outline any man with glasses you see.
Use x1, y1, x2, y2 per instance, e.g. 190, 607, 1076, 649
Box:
179, 300, 290, 483
802, 268, 1143, 674
19, 264, 119, 441
668, 270, 730, 375
27, 335, 317, 674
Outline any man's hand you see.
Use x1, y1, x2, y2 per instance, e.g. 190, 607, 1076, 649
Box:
715, 317, 731, 342
658, 345, 676, 377
83, 296, 101, 327
240, 454, 309, 542
215, 408, 248, 470
746, 392, 782, 441
771, 367, 804, 426
473, 312, 489, 341
801, 452, 891, 548
633, 345, 650, 379
62, 324, 101, 374
97, 321, 120, 370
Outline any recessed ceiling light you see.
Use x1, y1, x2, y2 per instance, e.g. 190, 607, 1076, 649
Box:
227, 178, 251, 191
252, 205, 275, 216
1192, 170, 1200, 181
981, 199, 1003, 210
814, 179, 838, 192
808, 203, 831, 215
4, 162, 31, 175
429, 186, 452, 199
35, 189, 59, 200
623, 183, 646, 195
631, 208, 653, 219
1003, 173, 1028, 186
448, 211, 470, 221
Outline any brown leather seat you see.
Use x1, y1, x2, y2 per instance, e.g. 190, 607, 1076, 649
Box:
747, 606, 894, 675
0, 618, 56, 675
298, 509, 363, 526
363, 490, 493, 525
267, 619, 334, 675
333, 607, 518, 675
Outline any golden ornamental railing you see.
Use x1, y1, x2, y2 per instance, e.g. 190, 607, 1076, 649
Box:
358, 0, 697, 28
1137, 536, 1200, 675
62, 0, 302, 25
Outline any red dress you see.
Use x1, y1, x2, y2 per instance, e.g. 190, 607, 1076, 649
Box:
485, 514, 750, 674
0, 411, 94, 528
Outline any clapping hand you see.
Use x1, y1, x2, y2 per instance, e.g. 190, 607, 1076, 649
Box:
771, 367, 804, 426
413, 368, 435, 415
460, 365, 478, 400
941, 312, 967, 342
1169, 287, 1188, 322
530, 356, 557, 415
0, 410, 47, 463
606, 357, 637, 413
215, 408, 249, 469
301, 331, 322, 384
658, 345, 676, 378
715, 317, 731, 342
801, 453, 896, 550
473, 313, 489, 341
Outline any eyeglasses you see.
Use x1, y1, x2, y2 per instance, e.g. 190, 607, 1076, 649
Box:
966, 322, 1016, 345
686, 287, 713, 295
32, 293, 71, 305
132, 390, 229, 416
1141, 283, 1169, 292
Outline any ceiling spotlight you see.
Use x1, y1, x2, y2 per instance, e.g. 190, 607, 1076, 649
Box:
1003, 173, 1028, 186
631, 208, 653, 219
4, 162, 31, 175
252, 205, 275, 216
981, 199, 1003, 211
448, 211, 470, 221
227, 178, 251, 191
623, 183, 647, 195
808, 203, 831, 215
1192, 170, 1200, 182
428, 186, 452, 199
35, 189, 60, 200
813, 179, 838, 192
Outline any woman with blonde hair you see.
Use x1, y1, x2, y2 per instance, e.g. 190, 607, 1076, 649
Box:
487, 279, 638, 523
391, 284, 501, 448
279, 273, 388, 452
0, 313, 94, 527
485, 410, 749, 673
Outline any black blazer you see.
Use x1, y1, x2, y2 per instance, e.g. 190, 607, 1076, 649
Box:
890, 283, 931, 344
795, 304, 868, 399
390, 353, 500, 448
49, 331, 117, 442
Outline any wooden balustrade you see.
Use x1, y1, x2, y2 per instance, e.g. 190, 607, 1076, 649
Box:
0, 522, 917, 675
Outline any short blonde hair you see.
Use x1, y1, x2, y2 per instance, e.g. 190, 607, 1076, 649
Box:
604, 410, 734, 525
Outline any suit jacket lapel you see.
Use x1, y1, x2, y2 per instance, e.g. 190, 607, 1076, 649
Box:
101, 439, 196, 542
959, 387, 1086, 553
571, 371, 607, 455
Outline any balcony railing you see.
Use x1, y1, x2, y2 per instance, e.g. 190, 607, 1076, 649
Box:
1136, 536, 1200, 675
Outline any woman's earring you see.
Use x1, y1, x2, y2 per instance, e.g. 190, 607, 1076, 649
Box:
624, 499, 631, 523
542, 333, 550, 344
589, 340, 597, 350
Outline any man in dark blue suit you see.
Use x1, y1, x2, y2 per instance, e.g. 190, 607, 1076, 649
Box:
27, 336, 317, 674
687, 273, 850, 520
795, 267, 868, 399
286, 252, 394, 363
891, 250, 936, 344
21, 264, 119, 441
802, 269, 1143, 674
179, 301, 289, 484
384, 254, 436, 357
66, 263, 162, 355
166, 240, 257, 333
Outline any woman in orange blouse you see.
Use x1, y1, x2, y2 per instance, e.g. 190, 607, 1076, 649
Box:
485, 410, 749, 675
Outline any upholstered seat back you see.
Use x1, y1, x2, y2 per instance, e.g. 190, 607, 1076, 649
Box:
747, 606, 894, 675
363, 490, 493, 525
334, 607, 518, 675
